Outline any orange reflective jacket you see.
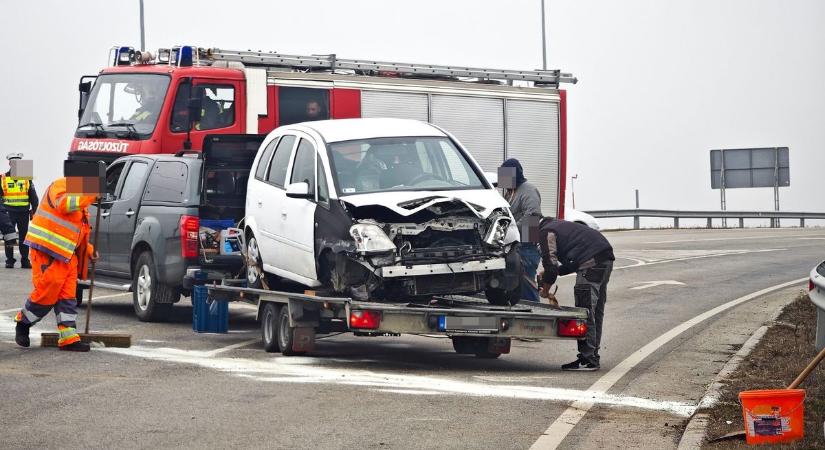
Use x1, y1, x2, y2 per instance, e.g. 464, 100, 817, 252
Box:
24, 178, 96, 266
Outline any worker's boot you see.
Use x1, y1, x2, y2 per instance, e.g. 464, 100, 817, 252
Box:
15, 322, 30, 347
59, 341, 90, 352
20, 258, 31, 269
5, 258, 15, 269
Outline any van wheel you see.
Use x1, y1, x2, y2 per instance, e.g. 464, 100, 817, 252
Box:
133, 251, 177, 322
246, 234, 264, 289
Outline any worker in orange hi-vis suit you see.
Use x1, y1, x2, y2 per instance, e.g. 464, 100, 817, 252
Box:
14, 177, 98, 352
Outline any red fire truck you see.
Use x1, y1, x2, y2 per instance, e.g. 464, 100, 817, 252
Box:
71, 46, 576, 217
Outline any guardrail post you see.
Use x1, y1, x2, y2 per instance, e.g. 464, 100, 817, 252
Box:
739, 218, 744, 228
633, 216, 640, 230
800, 218, 805, 228
674, 217, 679, 229
706, 218, 712, 229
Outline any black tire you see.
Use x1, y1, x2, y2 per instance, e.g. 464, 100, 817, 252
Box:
277, 304, 304, 356
261, 302, 280, 353
452, 336, 502, 359
485, 287, 521, 306
76, 285, 84, 306
132, 251, 177, 322
245, 233, 264, 289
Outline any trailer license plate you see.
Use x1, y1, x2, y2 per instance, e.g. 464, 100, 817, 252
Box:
437, 316, 498, 334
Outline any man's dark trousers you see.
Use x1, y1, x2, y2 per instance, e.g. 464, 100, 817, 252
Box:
5, 210, 29, 263
573, 260, 613, 365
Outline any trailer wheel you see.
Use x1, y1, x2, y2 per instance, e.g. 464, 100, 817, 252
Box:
277, 305, 305, 356
261, 302, 280, 353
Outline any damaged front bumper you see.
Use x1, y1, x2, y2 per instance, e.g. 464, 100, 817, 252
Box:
379, 258, 505, 278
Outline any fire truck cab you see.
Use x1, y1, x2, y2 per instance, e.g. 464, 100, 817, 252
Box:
72, 45, 575, 217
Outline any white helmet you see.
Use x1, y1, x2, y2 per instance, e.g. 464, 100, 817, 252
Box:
6, 152, 23, 161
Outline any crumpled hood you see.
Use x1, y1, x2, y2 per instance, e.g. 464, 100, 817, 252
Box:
340, 189, 510, 219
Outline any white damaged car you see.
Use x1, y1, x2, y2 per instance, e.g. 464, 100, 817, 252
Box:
244, 118, 522, 305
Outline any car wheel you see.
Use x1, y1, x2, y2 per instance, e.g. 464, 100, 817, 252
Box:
133, 251, 177, 322
277, 304, 305, 356
261, 302, 280, 353
246, 234, 264, 289
485, 287, 521, 306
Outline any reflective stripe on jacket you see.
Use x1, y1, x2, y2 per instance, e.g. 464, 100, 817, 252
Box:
24, 178, 96, 264
2, 176, 30, 207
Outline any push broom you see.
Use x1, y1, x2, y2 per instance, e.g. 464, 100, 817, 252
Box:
41, 197, 131, 348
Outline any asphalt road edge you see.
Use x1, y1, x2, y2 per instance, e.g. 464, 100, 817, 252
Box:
677, 296, 793, 449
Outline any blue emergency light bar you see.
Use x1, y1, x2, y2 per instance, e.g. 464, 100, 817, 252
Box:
114, 46, 135, 66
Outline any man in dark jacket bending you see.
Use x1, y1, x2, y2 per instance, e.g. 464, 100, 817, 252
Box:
537, 217, 614, 371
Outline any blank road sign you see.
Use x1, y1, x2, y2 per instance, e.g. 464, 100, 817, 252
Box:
710, 147, 789, 189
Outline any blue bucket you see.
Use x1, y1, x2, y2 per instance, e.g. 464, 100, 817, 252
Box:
192, 284, 228, 333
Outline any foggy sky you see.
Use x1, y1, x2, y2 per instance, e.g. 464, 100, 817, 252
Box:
1, 1, 823, 221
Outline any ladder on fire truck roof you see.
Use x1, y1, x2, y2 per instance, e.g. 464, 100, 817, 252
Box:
205, 48, 577, 87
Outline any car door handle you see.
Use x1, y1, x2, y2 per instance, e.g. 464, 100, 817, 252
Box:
100, 211, 110, 218
281, 210, 287, 219
257, 201, 262, 208
125, 210, 135, 217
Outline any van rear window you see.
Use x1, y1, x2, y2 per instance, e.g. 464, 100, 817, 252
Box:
144, 161, 188, 203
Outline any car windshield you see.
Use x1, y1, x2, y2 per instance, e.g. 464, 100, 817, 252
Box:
77, 74, 170, 138
328, 136, 485, 195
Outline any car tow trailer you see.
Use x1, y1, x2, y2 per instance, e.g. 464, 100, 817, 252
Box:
206, 285, 589, 358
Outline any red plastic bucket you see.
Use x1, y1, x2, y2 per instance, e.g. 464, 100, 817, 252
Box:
739, 389, 805, 445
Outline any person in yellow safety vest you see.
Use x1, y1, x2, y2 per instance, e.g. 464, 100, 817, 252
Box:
130, 85, 162, 123
14, 176, 98, 352
2, 153, 38, 269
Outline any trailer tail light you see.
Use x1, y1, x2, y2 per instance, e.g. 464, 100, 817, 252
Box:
180, 215, 199, 259
557, 319, 587, 338
350, 310, 381, 330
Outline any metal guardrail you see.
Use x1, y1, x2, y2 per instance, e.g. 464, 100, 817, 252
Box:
584, 209, 825, 230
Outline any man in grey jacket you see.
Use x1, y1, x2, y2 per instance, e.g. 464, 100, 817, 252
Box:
499, 158, 542, 302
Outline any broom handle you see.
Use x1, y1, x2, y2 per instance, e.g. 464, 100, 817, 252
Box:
84, 198, 102, 335
788, 345, 825, 389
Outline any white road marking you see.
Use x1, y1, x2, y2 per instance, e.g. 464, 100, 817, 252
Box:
95, 345, 695, 415
205, 338, 260, 356
798, 237, 825, 240
89, 292, 132, 300
613, 248, 784, 270
630, 280, 686, 291
645, 234, 825, 244
0, 308, 20, 314
529, 277, 807, 450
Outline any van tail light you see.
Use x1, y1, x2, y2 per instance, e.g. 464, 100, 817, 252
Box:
180, 215, 199, 259
810, 279, 816, 291
558, 319, 587, 338
350, 310, 381, 330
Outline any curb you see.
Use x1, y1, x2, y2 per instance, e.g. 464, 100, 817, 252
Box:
677, 301, 792, 449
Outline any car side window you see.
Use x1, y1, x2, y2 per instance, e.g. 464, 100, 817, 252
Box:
118, 162, 148, 200
266, 135, 296, 188
290, 139, 316, 194
254, 138, 279, 181
105, 162, 126, 197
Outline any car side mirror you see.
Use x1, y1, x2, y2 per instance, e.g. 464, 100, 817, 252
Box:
77, 77, 95, 122
285, 182, 313, 199
98, 193, 116, 208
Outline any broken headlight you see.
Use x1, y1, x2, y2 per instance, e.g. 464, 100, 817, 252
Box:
350, 224, 397, 253
484, 216, 512, 247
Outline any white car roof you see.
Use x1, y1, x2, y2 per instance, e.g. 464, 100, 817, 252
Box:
291, 118, 447, 143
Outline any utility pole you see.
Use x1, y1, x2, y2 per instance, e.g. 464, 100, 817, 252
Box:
139, 0, 146, 51
571, 174, 578, 209
540, 0, 547, 70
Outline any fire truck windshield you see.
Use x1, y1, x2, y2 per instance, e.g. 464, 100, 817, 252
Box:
77, 74, 170, 139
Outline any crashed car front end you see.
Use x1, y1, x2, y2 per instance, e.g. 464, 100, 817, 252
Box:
330, 197, 521, 301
